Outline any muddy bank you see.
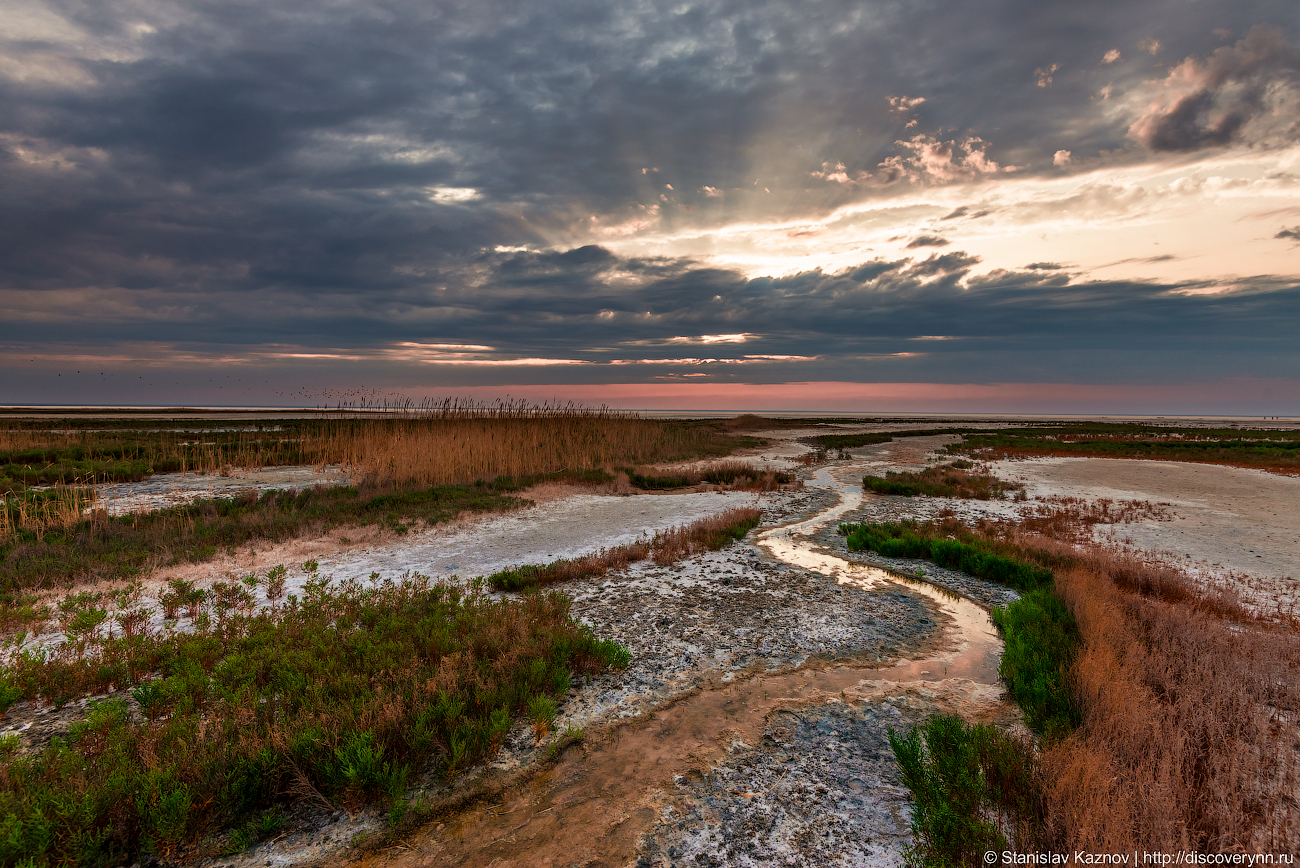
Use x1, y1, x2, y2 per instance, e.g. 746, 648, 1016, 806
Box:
301, 451, 1009, 868
833, 447, 1299, 612
991, 457, 1300, 581
7, 488, 794, 660
641, 680, 1013, 868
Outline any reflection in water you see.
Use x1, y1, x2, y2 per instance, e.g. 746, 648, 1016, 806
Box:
758, 465, 1003, 685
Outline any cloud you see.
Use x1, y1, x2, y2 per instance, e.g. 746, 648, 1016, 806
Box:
876, 135, 1009, 184
623, 333, 755, 346
1138, 37, 1162, 55
5, 238, 1300, 400
1053, 149, 1072, 165
905, 235, 950, 248
1278, 226, 1300, 242
1036, 63, 1061, 87
426, 187, 481, 203
888, 95, 927, 112
1128, 26, 1300, 152
1103, 49, 1122, 64
0, 0, 1297, 407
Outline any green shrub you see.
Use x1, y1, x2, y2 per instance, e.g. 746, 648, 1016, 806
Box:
889, 715, 1042, 868
991, 589, 1080, 737
0, 577, 629, 867
841, 522, 1052, 593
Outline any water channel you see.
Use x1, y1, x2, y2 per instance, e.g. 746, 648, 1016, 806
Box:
350, 459, 1006, 867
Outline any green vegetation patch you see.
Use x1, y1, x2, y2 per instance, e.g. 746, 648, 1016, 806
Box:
841, 521, 1052, 593
0, 422, 325, 496
861, 461, 1024, 500
805, 432, 893, 450
889, 715, 1044, 868
991, 588, 1080, 737
952, 422, 1300, 472
0, 483, 524, 595
0, 577, 628, 867
843, 521, 1076, 733
857, 523, 1079, 863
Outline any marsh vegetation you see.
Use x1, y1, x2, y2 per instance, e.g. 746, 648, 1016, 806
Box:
0, 575, 627, 866
486, 507, 763, 591
0, 404, 766, 867
851, 514, 1299, 858
862, 460, 1026, 500
952, 421, 1300, 474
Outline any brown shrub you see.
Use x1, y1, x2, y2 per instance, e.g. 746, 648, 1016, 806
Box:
1040, 555, 1300, 850
649, 507, 764, 565
488, 507, 763, 590
947, 518, 1300, 850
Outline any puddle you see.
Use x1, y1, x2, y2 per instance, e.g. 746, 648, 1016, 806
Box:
351, 461, 1005, 868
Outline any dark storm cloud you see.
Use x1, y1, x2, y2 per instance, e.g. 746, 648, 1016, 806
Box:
0, 0, 1298, 399
7, 242, 1296, 389
1129, 26, 1300, 152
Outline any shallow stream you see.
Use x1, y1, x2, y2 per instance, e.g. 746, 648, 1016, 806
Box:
356, 460, 1005, 867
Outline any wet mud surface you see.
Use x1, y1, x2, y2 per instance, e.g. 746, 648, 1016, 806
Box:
317, 438, 1010, 868
640, 684, 1014, 868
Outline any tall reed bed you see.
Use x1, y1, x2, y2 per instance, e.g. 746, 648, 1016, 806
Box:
316, 414, 732, 489
0, 485, 97, 542
1038, 544, 1300, 850
0, 402, 737, 497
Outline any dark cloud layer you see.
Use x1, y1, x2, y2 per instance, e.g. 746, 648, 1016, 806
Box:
0, 0, 1298, 404
4, 244, 1298, 392
1129, 25, 1300, 151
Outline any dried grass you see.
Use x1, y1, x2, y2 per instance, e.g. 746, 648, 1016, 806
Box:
0, 485, 98, 542
1041, 552, 1300, 850
1014, 496, 1176, 543
487, 507, 763, 590
956, 519, 1300, 850
627, 460, 795, 492
313, 414, 733, 490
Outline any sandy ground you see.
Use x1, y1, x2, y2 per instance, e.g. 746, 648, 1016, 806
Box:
830, 435, 1299, 613
87, 465, 352, 516
991, 457, 1300, 581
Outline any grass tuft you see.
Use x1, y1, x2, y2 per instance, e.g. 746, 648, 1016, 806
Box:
889, 715, 1043, 868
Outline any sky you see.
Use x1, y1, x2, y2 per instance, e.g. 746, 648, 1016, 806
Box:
2, 0, 1299, 414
